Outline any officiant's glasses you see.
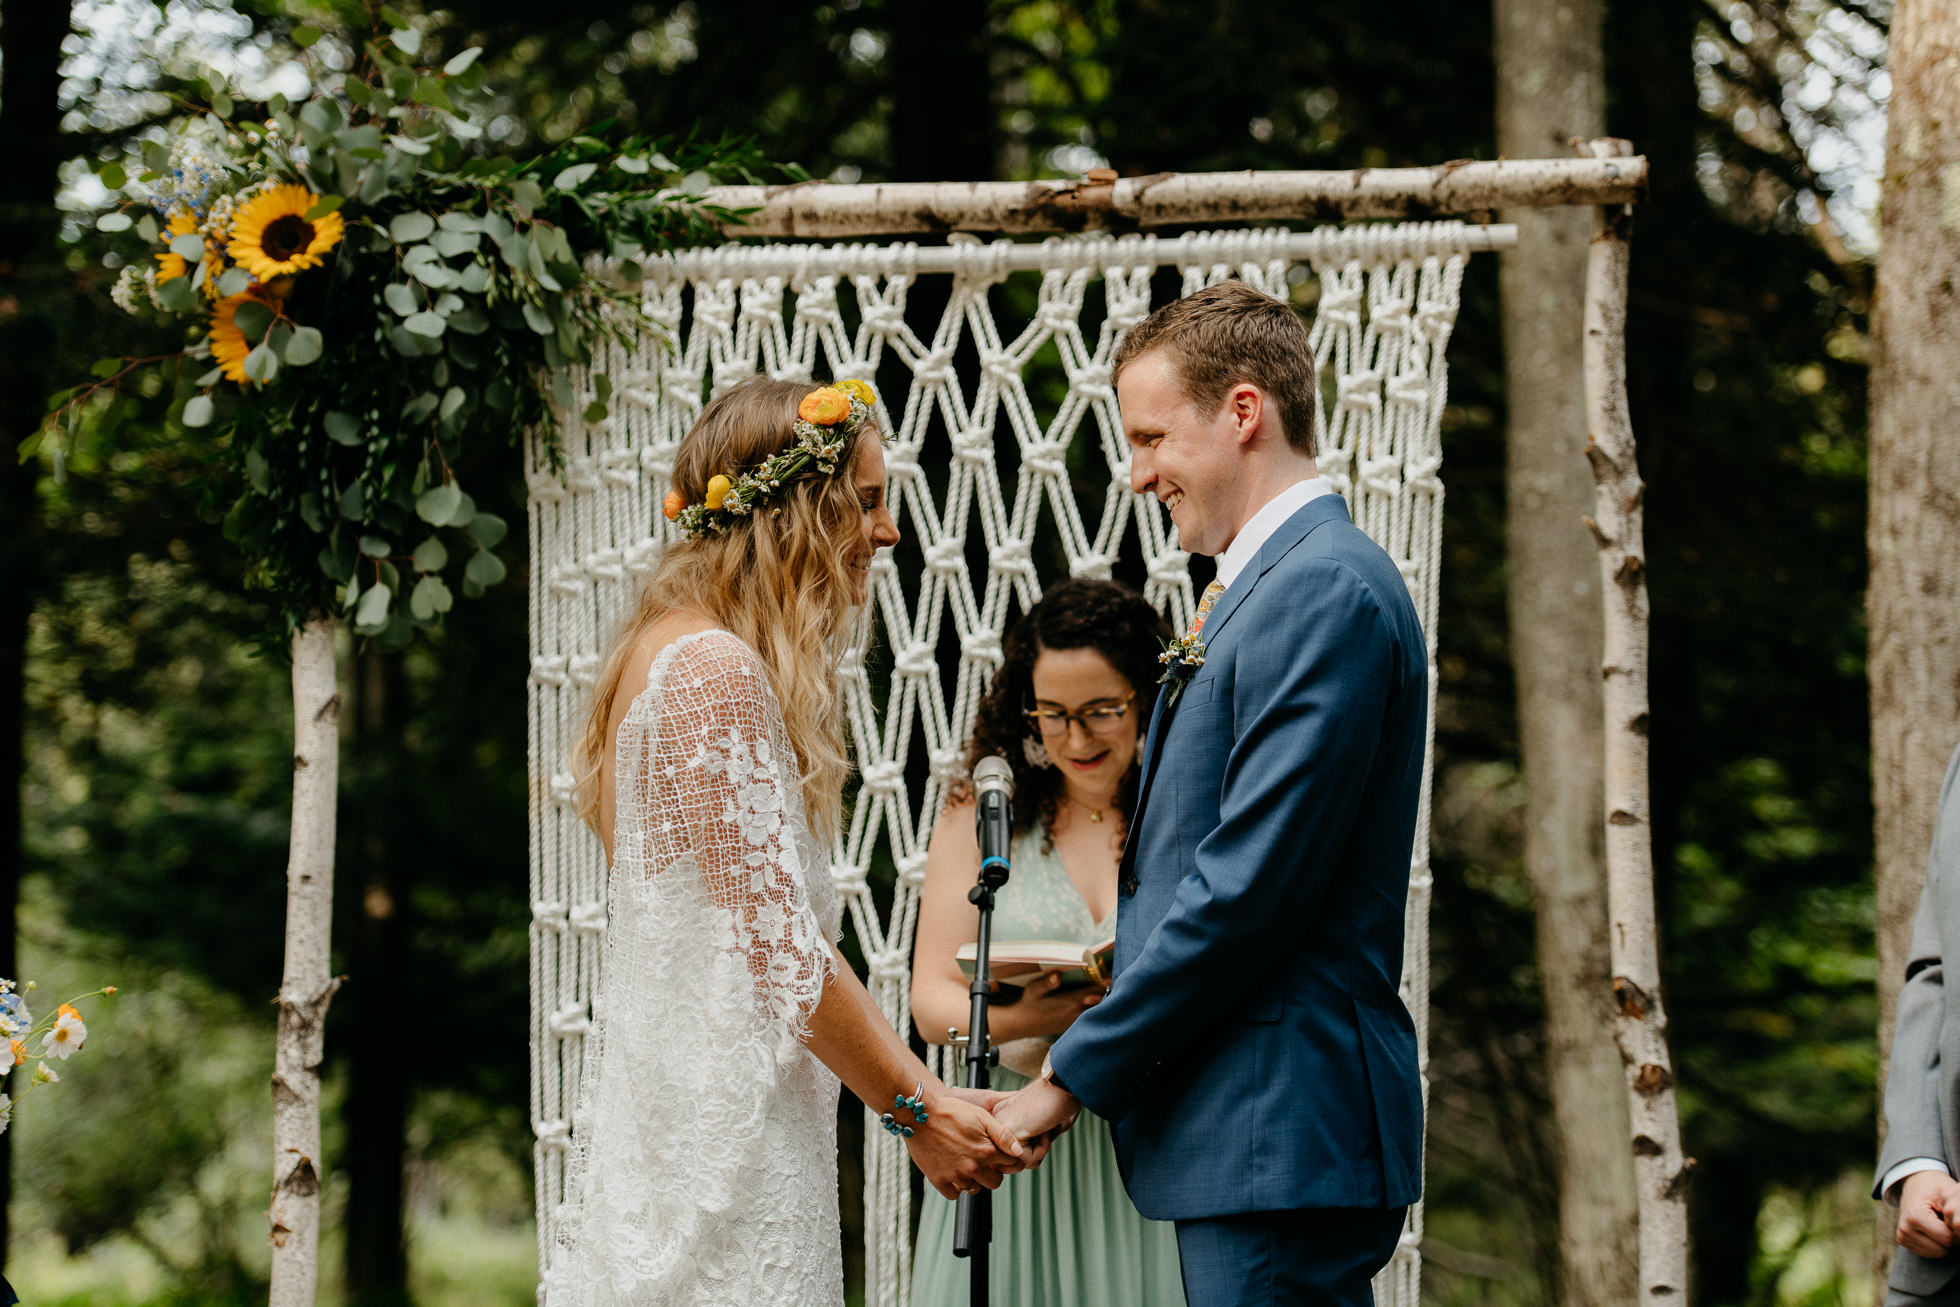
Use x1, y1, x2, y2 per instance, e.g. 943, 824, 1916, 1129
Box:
1024, 691, 1136, 738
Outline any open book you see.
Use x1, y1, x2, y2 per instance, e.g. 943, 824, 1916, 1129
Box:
955, 936, 1116, 990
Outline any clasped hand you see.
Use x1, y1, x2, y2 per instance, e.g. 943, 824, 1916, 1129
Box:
1898, 1170, 1960, 1260
907, 1086, 1036, 1200
991, 1077, 1080, 1155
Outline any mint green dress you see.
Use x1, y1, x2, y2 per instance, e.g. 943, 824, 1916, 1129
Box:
910, 826, 1187, 1307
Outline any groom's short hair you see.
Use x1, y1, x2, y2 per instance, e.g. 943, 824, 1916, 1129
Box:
1113, 280, 1319, 457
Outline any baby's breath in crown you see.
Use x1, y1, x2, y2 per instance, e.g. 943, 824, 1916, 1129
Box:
664, 380, 880, 539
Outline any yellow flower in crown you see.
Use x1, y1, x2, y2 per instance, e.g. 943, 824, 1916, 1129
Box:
704, 475, 734, 510
227, 184, 344, 281
797, 387, 851, 426
835, 379, 877, 409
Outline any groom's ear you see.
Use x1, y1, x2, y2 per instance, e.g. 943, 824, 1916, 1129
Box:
1225, 382, 1266, 447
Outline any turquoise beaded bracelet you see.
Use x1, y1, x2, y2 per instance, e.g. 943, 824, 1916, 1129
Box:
879, 1082, 929, 1139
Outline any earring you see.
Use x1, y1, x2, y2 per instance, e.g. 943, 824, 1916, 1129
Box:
1022, 737, 1053, 769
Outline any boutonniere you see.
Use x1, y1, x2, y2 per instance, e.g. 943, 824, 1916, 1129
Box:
1156, 627, 1208, 708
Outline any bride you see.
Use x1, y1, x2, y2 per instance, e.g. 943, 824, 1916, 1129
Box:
543, 377, 1030, 1306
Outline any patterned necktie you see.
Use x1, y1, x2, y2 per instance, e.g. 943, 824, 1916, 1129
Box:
1193, 579, 1226, 629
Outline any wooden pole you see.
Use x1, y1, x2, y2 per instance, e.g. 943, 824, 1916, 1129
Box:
696, 155, 1646, 238
268, 615, 345, 1307
1580, 138, 1692, 1303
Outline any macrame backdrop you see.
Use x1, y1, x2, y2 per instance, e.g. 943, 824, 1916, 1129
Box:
527, 222, 1491, 1306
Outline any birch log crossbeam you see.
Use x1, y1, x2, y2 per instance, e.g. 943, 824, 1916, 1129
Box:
698, 153, 1648, 238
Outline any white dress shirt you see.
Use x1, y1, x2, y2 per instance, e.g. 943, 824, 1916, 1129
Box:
1882, 1156, 1951, 1203
1213, 476, 1336, 590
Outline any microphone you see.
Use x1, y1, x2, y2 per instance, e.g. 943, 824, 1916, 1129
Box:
972, 756, 1014, 878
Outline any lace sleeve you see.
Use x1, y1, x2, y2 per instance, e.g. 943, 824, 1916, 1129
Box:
617, 631, 838, 1040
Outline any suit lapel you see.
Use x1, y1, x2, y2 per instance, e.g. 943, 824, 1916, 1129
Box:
1118, 493, 1353, 894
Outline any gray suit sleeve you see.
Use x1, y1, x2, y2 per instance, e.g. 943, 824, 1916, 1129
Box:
1876, 745, 1960, 1197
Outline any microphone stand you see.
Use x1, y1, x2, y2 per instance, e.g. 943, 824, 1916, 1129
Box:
951, 838, 1010, 1303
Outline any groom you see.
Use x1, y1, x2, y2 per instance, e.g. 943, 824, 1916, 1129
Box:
998, 281, 1428, 1305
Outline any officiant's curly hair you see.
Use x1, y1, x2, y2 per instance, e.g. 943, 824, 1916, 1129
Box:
574, 376, 877, 841
956, 578, 1172, 850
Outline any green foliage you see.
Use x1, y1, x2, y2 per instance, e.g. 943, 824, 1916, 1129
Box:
58, 11, 790, 648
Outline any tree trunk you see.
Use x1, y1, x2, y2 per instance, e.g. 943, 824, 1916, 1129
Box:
1494, 5, 1638, 1304
0, 0, 72, 1266
1582, 139, 1692, 1303
269, 617, 343, 1307
1871, 1, 1960, 1293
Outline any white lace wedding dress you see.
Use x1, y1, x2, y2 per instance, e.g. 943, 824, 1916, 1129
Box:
542, 630, 845, 1306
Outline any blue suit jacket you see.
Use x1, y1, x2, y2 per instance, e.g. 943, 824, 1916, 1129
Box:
1046, 494, 1427, 1221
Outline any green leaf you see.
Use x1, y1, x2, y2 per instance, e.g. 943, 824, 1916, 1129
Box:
379, 5, 408, 25
339, 481, 366, 520
304, 194, 344, 220
404, 310, 446, 338
355, 581, 393, 631
325, 411, 363, 445
402, 392, 440, 423
195, 366, 223, 387
234, 299, 274, 341
284, 326, 323, 366
614, 153, 649, 175
554, 162, 599, 190
454, 262, 492, 295
300, 492, 328, 533
384, 282, 419, 316
432, 229, 478, 257
378, 560, 401, 594
452, 492, 477, 527
100, 162, 127, 190
521, 301, 554, 335
136, 213, 159, 242
293, 24, 323, 48
157, 277, 196, 313
211, 91, 234, 119
170, 233, 205, 260
511, 178, 544, 215
583, 400, 608, 424
217, 266, 252, 296
416, 482, 463, 525
359, 534, 392, 558
439, 386, 466, 421
389, 212, 435, 243
389, 26, 422, 55
96, 212, 133, 233
317, 544, 350, 581
412, 536, 448, 572
392, 134, 434, 157
182, 394, 215, 427
443, 46, 483, 75
246, 447, 271, 494
89, 357, 120, 379
466, 512, 508, 549
593, 373, 613, 404
243, 343, 279, 384
465, 549, 507, 588
446, 306, 490, 334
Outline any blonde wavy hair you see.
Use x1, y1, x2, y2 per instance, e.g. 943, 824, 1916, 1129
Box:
574, 377, 877, 842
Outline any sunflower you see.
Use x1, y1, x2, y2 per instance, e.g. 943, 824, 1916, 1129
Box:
208, 292, 273, 385
226, 184, 344, 281
154, 210, 201, 283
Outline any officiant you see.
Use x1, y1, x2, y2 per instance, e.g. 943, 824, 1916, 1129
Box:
910, 578, 1186, 1307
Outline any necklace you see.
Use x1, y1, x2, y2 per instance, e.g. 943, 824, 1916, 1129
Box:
1067, 793, 1111, 824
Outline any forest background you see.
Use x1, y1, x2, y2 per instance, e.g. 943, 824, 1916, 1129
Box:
0, 0, 1892, 1303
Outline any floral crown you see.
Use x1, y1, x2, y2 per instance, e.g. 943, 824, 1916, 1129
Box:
663, 380, 880, 540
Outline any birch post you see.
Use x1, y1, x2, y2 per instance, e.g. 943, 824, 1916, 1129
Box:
1580, 137, 1692, 1301
268, 615, 345, 1307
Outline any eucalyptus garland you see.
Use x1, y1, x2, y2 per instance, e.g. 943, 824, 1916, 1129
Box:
50, 11, 793, 648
